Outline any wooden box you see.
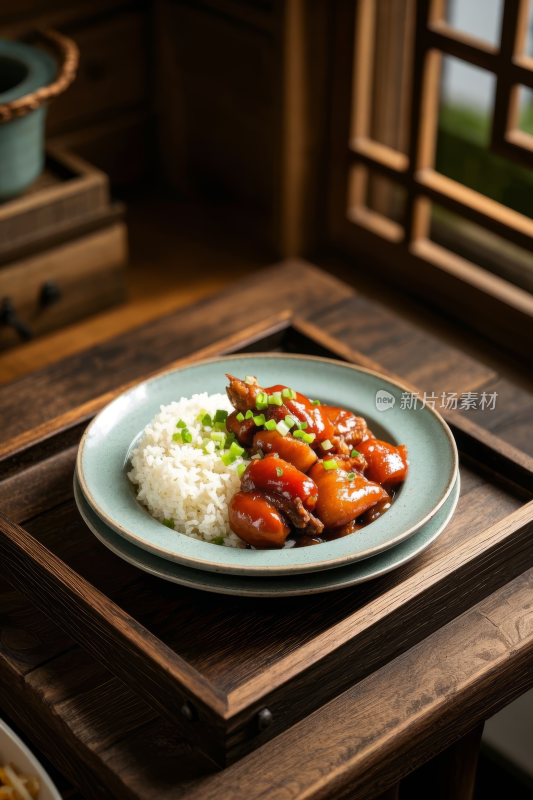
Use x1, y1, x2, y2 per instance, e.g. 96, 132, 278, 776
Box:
0, 147, 127, 348
0, 313, 532, 768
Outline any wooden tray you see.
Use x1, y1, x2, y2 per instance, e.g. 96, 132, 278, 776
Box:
1, 312, 533, 768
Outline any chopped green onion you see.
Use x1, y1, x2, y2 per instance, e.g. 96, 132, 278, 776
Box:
245, 376, 257, 385
181, 429, 193, 444
226, 432, 236, 447
264, 419, 277, 431
172, 432, 181, 442
213, 536, 225, 545
268, 391, 283, 406
214, 422, 226, 431
196, 408, 207, 421
230, 442, 245, 457
211, 431, 226, 443
245, 409, 254, 419
321, 439, 333, 450
300, 422, 308, 429
202, 413, 213, 427
214, 409, 228, 423
237, 463, 247, 479
293, 429, 305, 439
256, 392, 268, 410
311, 399, 321, 406
236, 412, 244, 421
276, 420, 290, 437
176, 419, 187, 428
323, 460, 338, 470
276, 467, 283, 477
284, 415, 295, 429
253, 414, 266, 426
351, 449, 360, 457
220, 452, 237, 466
162, 518, 174, 528
282, 387, 297, 399
347, 472, 355, 480
302, 432, 316, 444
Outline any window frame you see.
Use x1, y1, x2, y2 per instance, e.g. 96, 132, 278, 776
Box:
327, 0, 533, 363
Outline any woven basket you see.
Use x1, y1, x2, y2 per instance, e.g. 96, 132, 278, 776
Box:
0, 29, 79, 124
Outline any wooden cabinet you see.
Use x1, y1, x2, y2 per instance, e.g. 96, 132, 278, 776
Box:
46, 11, 149, 135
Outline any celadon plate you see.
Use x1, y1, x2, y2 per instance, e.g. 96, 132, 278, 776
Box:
77, 354, 458, 576
74, 470, 460, 596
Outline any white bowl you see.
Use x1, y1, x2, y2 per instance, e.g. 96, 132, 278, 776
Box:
0, 716, 62, 800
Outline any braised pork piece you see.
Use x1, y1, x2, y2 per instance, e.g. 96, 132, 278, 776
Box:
225, 375, 409, 549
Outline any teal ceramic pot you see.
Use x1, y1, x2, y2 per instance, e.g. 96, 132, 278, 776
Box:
0, 40, 56, 201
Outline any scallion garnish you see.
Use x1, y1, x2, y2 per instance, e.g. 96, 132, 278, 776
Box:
253, 414, 266, 426
230, 442, 245, 457
300, 422, 308, 429
226, 432, 236, 447
245, 409, 254, 419
276, 467, 283, 477
282, 387, 297, 399
172, 433, 181, 442
323, 460, 338, 470
311, 400, 321, 406
256, 392, 268, 410
181, 429, 193, 444
351, 449, 360, 457
276, 420, 290, 437
236, 412, 244, 421
347, 472, 355, 480
176, 419, 187, 428
264, 419, 277, 431
321, 439, 333, 450
211, 431, 226, 444
214, 409, 228, 423
268, 391, 283, 406
196, 408, 207, 421
162, 518, 174, 528
302, 432, 316, 444
293, 430, 305, 439
202, 413, 213, 427
237, 463, 246, 479
220, 452, 237, 466
213, 536, 225, 545
284, 415, 295, 429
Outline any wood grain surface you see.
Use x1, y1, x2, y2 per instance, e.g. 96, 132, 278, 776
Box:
0, 260, 352, 449
1, 260, 533, 797
1, 312, 533, 765
3, 565, 533, 800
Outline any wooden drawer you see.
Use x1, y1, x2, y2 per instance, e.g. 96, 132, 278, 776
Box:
47, 11, 148, 134
0, 223, 127, 349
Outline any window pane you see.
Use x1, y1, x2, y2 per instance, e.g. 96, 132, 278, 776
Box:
437, 55, 533, 218
430, 203, 533, 293
351, 0, 414, 154
518, 84, 533, 135
443, 0, 503, 48
524, 0, 533, 56
347, 165, 406, 241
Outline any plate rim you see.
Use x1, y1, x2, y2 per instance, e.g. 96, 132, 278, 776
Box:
77, 352, 459, 575
74, 470, 460, 596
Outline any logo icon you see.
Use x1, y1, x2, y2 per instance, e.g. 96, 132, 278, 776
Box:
375, 389, 395, 412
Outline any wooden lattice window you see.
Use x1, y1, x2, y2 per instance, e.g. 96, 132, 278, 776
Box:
327, 0, 533, 361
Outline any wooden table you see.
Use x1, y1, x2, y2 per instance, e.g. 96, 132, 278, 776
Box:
1, 260, 533, 800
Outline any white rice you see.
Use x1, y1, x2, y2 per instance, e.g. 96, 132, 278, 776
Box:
128, 392, 250, 547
